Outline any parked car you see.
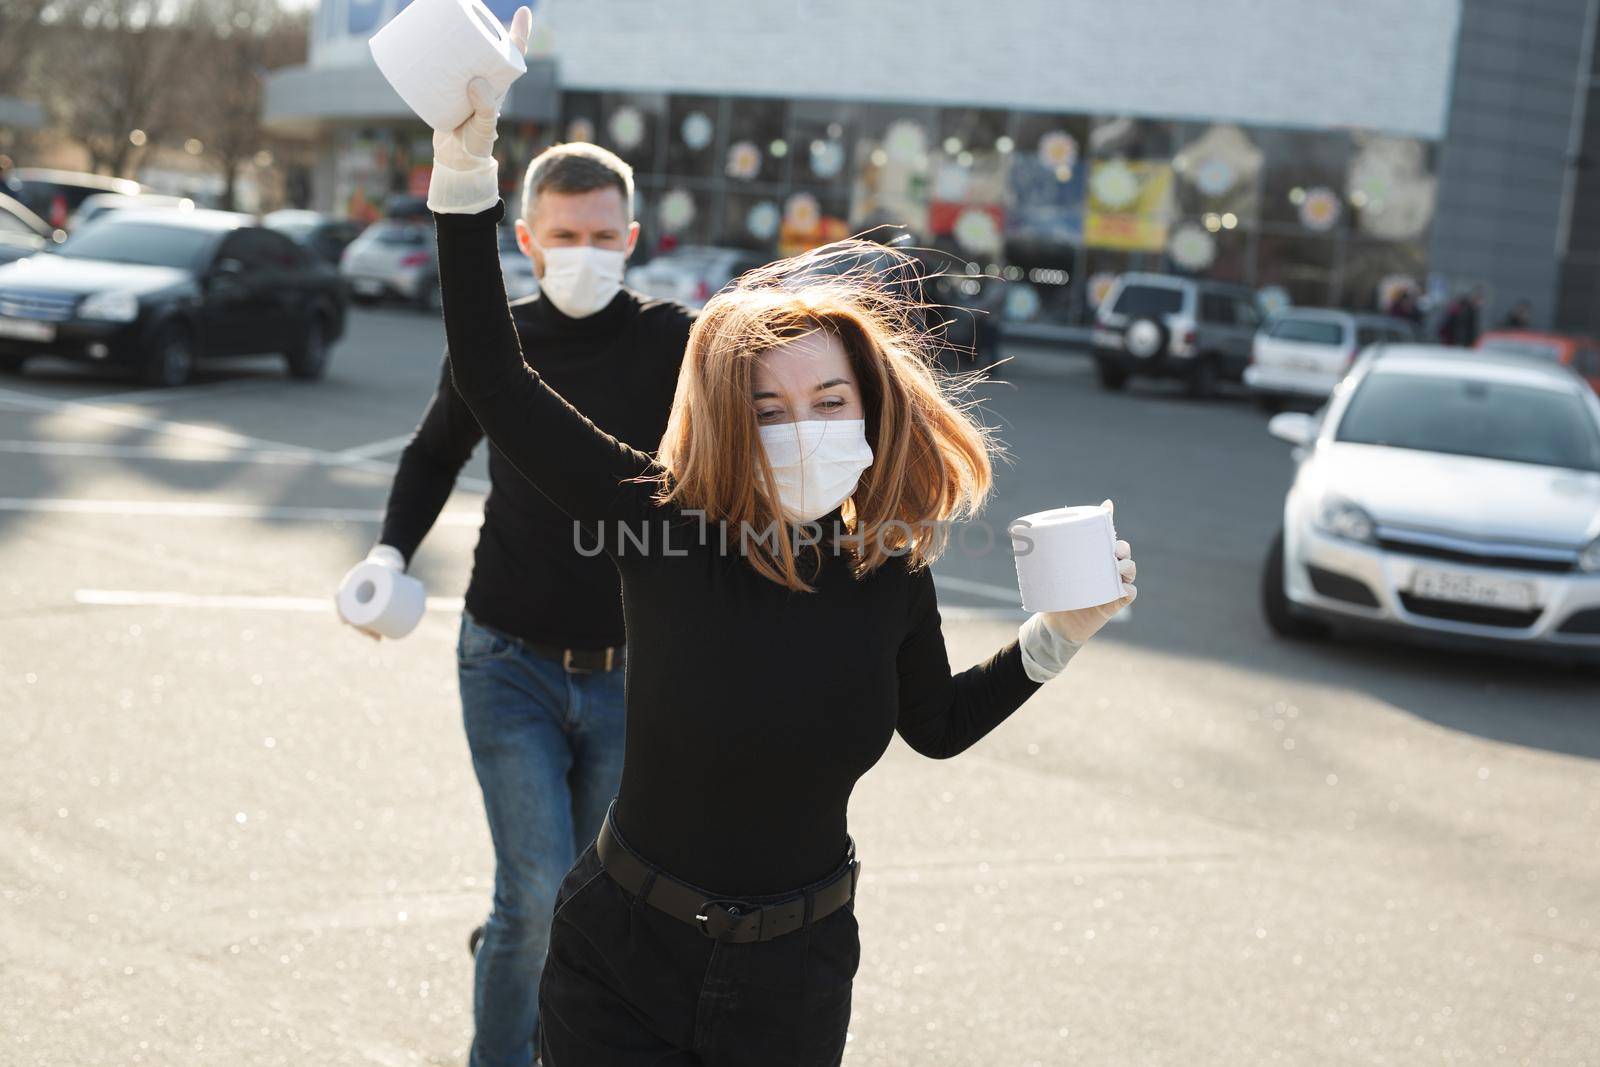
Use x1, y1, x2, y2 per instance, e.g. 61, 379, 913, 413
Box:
0, 191, 61, 265
0, 208, 347, 386
68, 192, 196, 231
1477, 329, 1600, 395
626, 245, 769, 308
499, 224, 538, 300
1091, 272, 1263, 395
1260, 344, 1600, 664
1244, 308, 1416, 409
263, 209, 367, 267
12, 168, 142, 230
339, 216, 439, 311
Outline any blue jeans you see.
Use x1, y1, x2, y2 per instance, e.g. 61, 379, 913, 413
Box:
458, 611, 627, 1067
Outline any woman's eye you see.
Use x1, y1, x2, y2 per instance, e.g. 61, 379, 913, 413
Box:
817, 398, 845, 412
756, 408, 783, 422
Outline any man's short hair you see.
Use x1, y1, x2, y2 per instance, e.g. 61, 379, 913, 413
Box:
520, 142, 635, 223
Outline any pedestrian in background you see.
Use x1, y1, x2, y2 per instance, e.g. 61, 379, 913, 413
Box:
338, 128, 695, 1067
1438, 286, 1485, 346
426, 47, 1139, 1065
1501, 298, 1534, 329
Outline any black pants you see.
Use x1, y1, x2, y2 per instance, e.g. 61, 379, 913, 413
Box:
537, 829, 860, 1065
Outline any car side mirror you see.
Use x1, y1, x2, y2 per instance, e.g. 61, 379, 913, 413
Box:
1268, 411, 1317, 448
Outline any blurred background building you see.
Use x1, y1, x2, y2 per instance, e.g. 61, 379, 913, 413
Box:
259, 0, 1594, 336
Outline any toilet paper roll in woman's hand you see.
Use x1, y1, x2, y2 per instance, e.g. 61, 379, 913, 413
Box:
1010, 499, 1137, 645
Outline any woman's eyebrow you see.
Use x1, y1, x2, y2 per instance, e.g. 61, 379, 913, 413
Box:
751, 389, 782, 400
814, 378, 851, 391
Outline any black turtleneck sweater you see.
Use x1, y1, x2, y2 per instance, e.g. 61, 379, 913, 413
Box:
378, 284, 693, 649
436, 201, 1044, 897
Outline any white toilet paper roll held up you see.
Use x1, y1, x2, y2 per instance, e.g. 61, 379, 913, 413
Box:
336, 560, 427, 639
368, 0, 528, 133
1009, 504, 1124, 613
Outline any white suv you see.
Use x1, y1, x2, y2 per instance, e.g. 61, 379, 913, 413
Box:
1245, 308, 1415, 408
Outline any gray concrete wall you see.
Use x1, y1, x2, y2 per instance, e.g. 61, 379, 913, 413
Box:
1430, 0, 1594, 330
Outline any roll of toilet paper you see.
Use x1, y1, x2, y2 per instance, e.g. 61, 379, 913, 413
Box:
336, 560, 427, 639
1009, 504, 1124, 613
368, 0, 528, 133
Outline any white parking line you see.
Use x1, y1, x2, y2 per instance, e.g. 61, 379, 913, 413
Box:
0, 439, 320, 465
334, 434, 416, 461
75, 589, 466, 612
934, 572, 1132, 623
0, 497, 483, 525
934, 573, 1022, 604
0, 385, 489, 491
68, 378, 275, 407
0, 385, 320, 455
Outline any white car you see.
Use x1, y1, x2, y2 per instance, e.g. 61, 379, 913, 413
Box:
339, 217, 439, 311
498, 225, 538, 301
1244, 308, 1415, 408
625, 246, 767, 309
1262, 344, 1600, 663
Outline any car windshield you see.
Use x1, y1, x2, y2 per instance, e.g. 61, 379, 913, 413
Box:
1269, 318, 1344, 345
54, 220, 214, 269
1336, 371, 1600, 472
1112, 284, 1183, 316
1478, 337, 1563, 361
271, 221, 318, 241
370, 221, 429, 246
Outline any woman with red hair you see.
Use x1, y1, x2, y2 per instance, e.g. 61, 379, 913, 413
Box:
427, 22, 1136, 1063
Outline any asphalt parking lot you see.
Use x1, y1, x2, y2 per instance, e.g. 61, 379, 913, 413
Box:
2, 307, 1597, 1065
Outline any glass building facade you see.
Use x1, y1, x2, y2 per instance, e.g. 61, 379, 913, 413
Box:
553, 92, 1438, 327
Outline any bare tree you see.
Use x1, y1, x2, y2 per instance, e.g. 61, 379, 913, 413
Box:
188, 0, 308, 209
32, 0, 203, 176
0, 0, 52, 96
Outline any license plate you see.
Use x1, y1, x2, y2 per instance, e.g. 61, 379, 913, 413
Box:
1409, 568, 1535, 611
352, 278, 384, 296
0, 316, 55, 342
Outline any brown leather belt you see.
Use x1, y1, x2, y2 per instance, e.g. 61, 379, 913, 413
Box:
596, 807, 859, 943
526, 642, 621, 673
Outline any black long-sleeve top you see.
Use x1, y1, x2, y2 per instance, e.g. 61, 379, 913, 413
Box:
436, 200, 1045, 897
377, 284, 692, 649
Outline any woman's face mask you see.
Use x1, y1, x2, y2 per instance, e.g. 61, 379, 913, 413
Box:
751, 331, 871, 522
758, 419, 874, 523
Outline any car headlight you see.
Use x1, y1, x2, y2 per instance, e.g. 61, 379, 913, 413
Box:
1580, 536, 1600, 573
1315, 497, 1377, 544
78, 291, 139, 322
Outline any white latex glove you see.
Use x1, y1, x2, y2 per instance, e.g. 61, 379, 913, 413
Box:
1042, 499, 1137, 645
426, 5, 532, 214
336, 544, 411, 642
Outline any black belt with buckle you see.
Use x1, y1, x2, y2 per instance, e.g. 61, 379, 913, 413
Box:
596, 807, 859, 943
528, 642, 621, 673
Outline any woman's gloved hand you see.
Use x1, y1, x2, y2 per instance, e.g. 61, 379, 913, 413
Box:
1017, 499, 1137, 682
1041, 498, 1137, 644
426, 4, 532, 214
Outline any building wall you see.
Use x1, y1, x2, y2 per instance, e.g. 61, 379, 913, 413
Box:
1431, 0, 1594, 330
538, 0, 1460, 139
1556, 0, 1600, 334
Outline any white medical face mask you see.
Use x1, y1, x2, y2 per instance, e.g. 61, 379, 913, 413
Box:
758, 418, 874, 523
534, 243, 626, 318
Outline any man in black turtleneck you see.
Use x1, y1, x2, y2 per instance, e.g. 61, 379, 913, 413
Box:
340, 142, 693, 1067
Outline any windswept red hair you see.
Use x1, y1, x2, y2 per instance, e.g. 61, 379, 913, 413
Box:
653, 240, 995, 591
